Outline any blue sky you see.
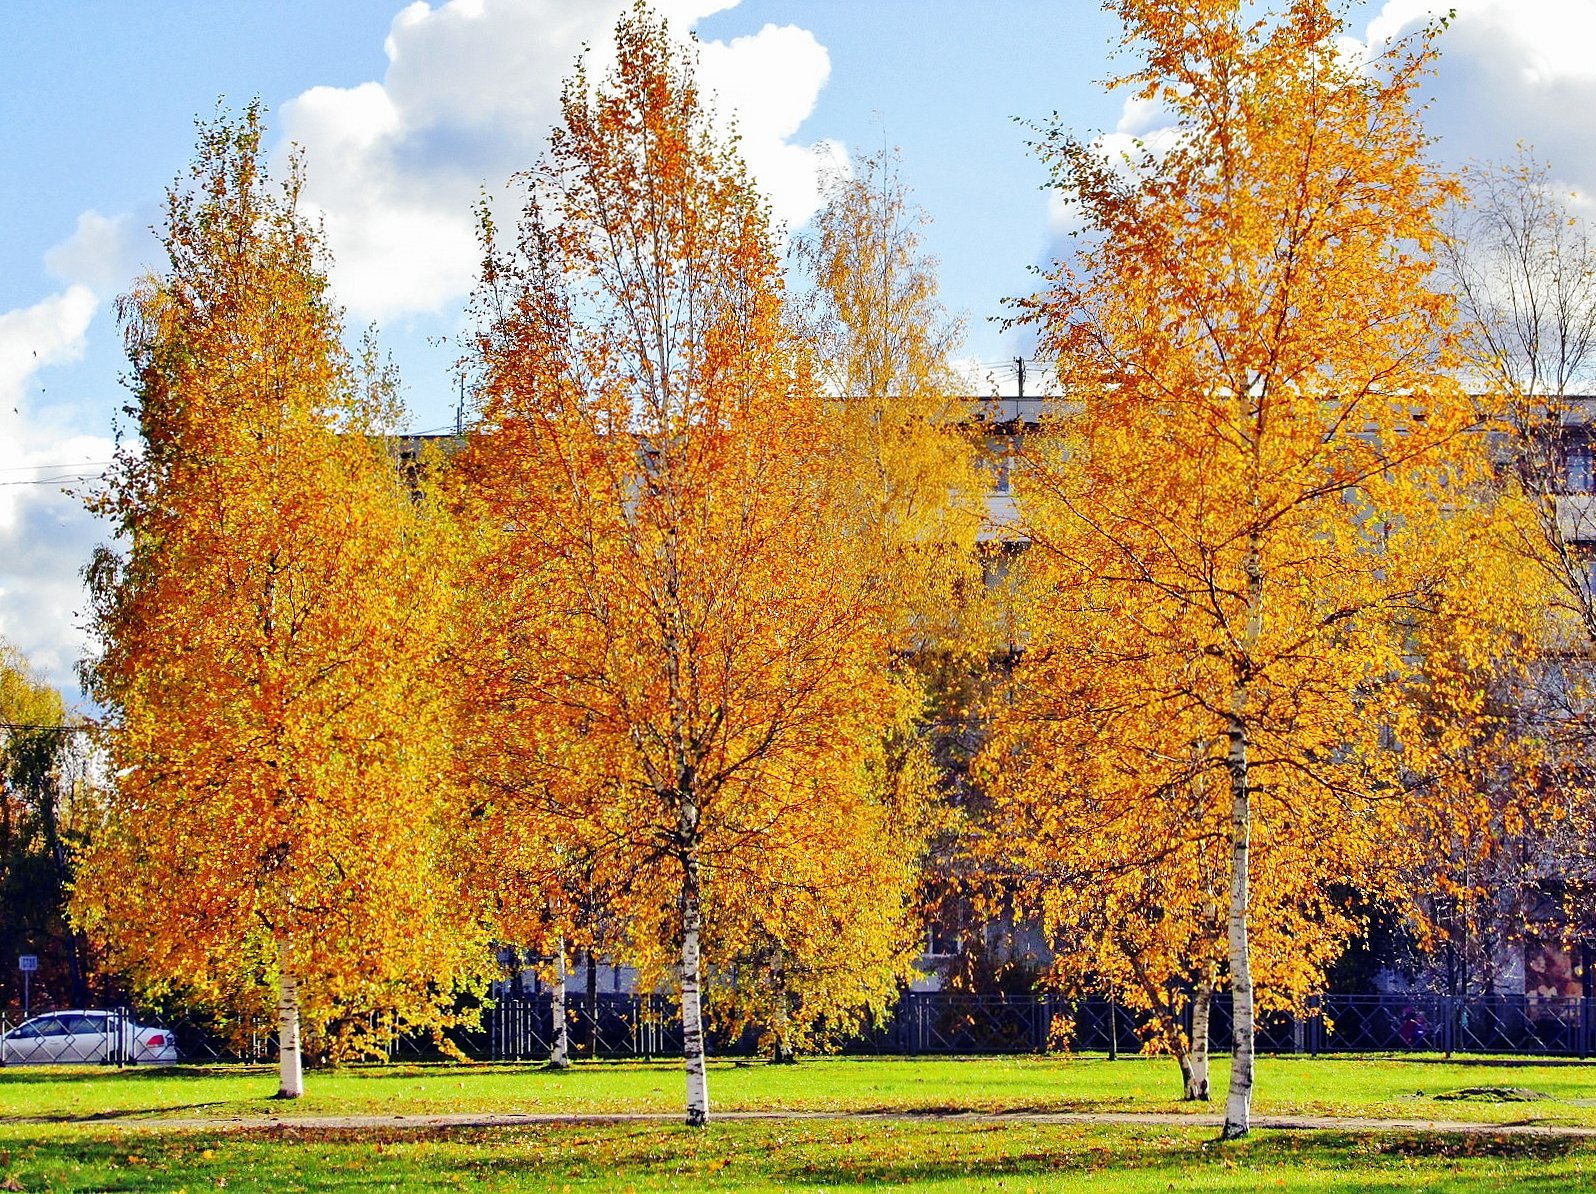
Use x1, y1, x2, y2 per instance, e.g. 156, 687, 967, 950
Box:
4, 0, 1595, 702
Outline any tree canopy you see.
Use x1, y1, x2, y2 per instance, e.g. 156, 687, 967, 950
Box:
1001, 0, 1485, 1136
74, 104, 487, 1096
458, 10, 919, 1124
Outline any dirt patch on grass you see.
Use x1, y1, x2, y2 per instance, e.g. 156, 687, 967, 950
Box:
1433, 1086, 1547, 1102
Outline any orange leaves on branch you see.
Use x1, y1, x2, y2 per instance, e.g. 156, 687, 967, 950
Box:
995, 0, 1489, 1128
457, 8, 917, 1101
1390, 499, 1571, 981
73, 104, 488, 1067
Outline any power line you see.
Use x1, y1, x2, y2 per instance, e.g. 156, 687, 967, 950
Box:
405, 424, 468, 437
0, 460, 115, 474
0, 473, 107, 487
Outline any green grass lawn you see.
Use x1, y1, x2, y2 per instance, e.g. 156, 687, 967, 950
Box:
3, 1054, 1594, 1125
2, 1056, 1595, 1191
0, 1119, 1592, 1192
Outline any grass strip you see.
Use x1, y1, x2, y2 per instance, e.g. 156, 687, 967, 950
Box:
2, 1118, 1594, 1192
6, 1055, 1595, 1127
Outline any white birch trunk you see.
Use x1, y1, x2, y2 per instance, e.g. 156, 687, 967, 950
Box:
276, 940, 303, 1099
1185, 741, 1215, 1103
681, 856, 709, 1127
662, 531, 707, 1126
1174, 1047, 1197, 1098
1220, 516, 1263, 1139
771, 1000, 794, 1064
549, 937, 570, 1069
1222, 702, 1255, 1138
771, 943, 795, 1063
1187, 971, 1213, 1102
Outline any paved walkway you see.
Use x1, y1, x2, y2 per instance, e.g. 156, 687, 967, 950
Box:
19, 1108, 1596, 1138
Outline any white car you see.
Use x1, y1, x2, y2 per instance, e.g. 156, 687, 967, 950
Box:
0, 1011, 178, 1065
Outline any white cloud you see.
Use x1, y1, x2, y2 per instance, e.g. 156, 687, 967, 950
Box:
1355, 0, 1596, 199
280, 0, 839, 319
1367, 0, 1596, 83
42, 210, 152, 296
0, 286, 115, 698
0, 287, 95, 395
1040, 1, 1596, 254
698, 23, 842, 233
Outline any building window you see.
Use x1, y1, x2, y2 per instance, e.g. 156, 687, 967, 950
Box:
1565, 439, 1594, 493
925, 922, 959, 958
984, 434, 1021, 494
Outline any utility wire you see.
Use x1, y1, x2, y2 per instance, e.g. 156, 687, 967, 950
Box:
0, 473, 108, 487
0, 460, 115, 474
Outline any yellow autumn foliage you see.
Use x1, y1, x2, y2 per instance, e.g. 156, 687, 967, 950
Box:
73, 106, 489, 1076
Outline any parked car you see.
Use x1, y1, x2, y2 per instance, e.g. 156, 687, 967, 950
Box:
0, 1010, 178, 1065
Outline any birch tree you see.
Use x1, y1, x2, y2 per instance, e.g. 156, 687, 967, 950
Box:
1444, 151, 1596, 632
1391, 507, 1572, 997
794, 148, 985, 651
1014, 0, 1480, 1137
1442, 152, 1596, 842
74, 105, 487, 1097
982, 530, 1379, 1102
792, 149, 987, 991
463, 9, 915, 1124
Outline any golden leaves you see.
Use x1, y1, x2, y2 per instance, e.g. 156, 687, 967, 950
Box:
457, 8, 917, 1051
75, 104, 489, 1056
991, 0, 1491, 1048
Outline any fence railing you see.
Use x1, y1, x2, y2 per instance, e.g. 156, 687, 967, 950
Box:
490, 993, 682, 1060
5, 992, 1593, 1064
483, 992, 1596, 1062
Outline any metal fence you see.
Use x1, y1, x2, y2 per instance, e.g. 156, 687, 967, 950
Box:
490, 993, 683, 1060
6, 992, 1594, 1064
486, 991, 1596, 1061
1304, 993, 1596, 1056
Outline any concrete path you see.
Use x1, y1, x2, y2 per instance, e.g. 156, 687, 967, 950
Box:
19, 1108, 1596, 1138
